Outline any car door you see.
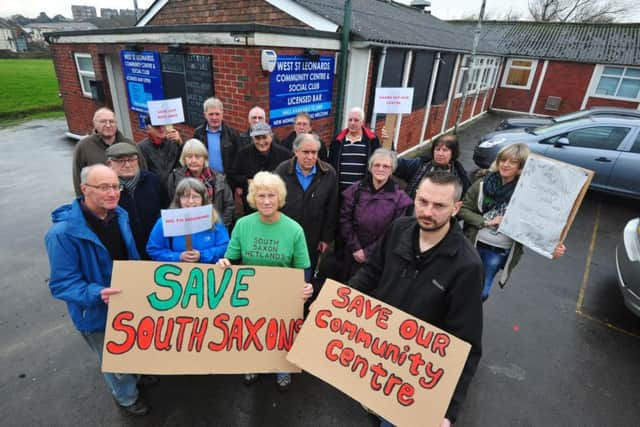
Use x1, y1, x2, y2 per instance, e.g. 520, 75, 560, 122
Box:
606, 128, 640, 198
541, 125, 629, 188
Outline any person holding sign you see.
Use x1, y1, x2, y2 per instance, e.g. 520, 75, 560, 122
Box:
45, 165, 149, 415
218, 171, 312, 391
146, 178, 229, 263
459, 143, 566, 301
138, 115, 183, 194
348, 171, 483, 427
340, 148, 412, 279
167, 139, 235, 229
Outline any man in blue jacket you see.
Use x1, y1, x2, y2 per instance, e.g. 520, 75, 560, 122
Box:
44, 164, 149, 416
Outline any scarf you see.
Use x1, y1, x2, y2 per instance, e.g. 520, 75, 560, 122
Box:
119, 172, 140, 195
186, 167, 215, 200
482, 171, 517, 215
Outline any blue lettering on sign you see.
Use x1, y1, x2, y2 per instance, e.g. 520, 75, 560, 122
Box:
269, 55, 334, 128
121, 50, 165, 114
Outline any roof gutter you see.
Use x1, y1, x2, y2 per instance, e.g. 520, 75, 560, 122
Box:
351, 40, 493, 56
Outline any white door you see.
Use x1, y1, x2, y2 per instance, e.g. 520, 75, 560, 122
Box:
104, 54, 133, 139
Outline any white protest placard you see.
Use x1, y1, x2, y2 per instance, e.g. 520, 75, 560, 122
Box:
373, 87, 414, 114
498, 154, 593, 258
147, 97, 185, 125
161, 205, 212, 237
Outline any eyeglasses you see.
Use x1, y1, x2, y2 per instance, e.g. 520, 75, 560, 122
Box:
111, 156, 138, 165
85, 183, 123, 193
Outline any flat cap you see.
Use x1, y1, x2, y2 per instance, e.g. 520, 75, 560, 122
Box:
105, 142, 138, 158
250, 122, 272, 137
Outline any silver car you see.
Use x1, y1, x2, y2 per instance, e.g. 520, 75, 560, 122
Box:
616, 218, 640, 317
473, 116, 640, 199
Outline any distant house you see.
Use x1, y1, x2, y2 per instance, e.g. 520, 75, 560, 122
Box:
24, 21, 98, 42
451, 20, 640, 115
0, 18, 27, 52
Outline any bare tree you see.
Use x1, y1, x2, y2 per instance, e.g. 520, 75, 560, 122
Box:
528, 0, 631, 23
454, 7, 523, 21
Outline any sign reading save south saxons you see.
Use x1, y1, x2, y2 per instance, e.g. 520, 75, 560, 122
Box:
269, 55, 334, 127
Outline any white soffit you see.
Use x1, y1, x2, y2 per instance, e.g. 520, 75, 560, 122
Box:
136, 0, 169, 27
264, 0, 339, 32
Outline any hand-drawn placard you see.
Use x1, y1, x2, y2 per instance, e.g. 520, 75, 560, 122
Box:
102, 261, 304, 374
499, 153, 593, 258
287, 280, 470, 427
161, 205, 212, 237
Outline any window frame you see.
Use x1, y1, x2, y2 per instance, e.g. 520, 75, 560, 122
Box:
455, 55, 500, 97
500, 58, 538, 90
74, 53, 96, 98
591, 64, 640, 102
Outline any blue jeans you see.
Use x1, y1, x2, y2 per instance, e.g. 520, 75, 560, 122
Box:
81, 331, 139, 407
477, 245, 509, 300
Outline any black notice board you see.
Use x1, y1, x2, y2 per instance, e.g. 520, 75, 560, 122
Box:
160, 53, 214, 127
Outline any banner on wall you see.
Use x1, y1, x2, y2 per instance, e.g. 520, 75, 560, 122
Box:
269, 55, 335, 127
121, 50, 165, 113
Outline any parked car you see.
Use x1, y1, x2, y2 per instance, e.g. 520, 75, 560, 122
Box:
473, 116, 640, 199
495, 107, 640, 131
616, 217, 640, 317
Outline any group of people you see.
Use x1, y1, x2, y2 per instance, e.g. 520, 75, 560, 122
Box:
46, 96, 565, 425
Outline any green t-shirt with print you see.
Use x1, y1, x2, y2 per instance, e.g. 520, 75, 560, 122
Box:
225, 212, 311, 269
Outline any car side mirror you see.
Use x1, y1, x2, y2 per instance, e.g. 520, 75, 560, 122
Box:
554, 137, 569, 147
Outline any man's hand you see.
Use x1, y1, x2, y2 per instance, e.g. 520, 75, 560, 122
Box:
166, 129, 182, 145
100, 288, 121, 304
381, 126, 390, 140
353, 249, 366, 263
485, 215, 503, 228
440, 418, 452, 427
317, 241, 329, 253
303, 282, 314, 301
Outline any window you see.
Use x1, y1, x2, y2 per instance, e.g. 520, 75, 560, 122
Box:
594, 66, 640, 101
456, 56, 500, 96
631, 132, 640, 154
564, 126, 630, 150
74, 53, 96, 97
408, 51, 435, 110
500, 58, 538, 90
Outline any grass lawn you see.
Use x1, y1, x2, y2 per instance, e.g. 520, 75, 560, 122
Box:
0, 59, 62, 116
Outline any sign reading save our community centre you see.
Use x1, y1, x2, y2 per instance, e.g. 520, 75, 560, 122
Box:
269, 55, 334, 127
102, 261, 304, 374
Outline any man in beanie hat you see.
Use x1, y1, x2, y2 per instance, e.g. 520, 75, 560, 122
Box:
138, 115, 183, 194
106, 143, 168, 259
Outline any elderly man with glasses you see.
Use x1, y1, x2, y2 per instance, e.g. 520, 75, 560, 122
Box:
45, 164, 151, 416
72, 107, 147, 196
106, 143, 168, 259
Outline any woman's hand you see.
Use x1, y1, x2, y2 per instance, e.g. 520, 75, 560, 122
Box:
485, 215, 503, 227
353, 249, 366, 263
180, 250, 201, 263
100, 287, 121, 304
552, 243, 566, 259
303, 282, 314, 301
217, 258, 232, 268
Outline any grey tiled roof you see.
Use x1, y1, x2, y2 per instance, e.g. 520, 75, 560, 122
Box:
294, 0, 475, 52
450, 20, 640, 66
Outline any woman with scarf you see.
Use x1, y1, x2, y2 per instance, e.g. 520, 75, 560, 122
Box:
459, 143, 565, 301
340, 148, 413, 280
167, 139, 235, 229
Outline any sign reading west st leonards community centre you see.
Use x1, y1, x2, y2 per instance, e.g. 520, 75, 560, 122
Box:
269, 55, 334, 127
121, 50, 165, 114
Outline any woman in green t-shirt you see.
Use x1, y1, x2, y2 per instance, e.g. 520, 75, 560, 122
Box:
218, 171, 312, 391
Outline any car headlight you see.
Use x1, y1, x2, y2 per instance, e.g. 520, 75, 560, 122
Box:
623, 218, 640, 262
478, 138, 506, 148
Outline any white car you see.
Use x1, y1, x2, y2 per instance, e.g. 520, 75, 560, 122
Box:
616, 217, 640, 317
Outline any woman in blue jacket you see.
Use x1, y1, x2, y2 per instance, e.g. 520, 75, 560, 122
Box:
147, 178, 229, 263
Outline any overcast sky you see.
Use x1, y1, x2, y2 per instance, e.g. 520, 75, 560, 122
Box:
1, 0, 638, 21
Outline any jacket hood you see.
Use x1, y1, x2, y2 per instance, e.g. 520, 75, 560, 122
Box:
51, 203, 73, 224
336, 126, 376, 142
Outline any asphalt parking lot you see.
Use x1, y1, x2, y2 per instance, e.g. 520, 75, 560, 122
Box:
0, 114, 638, 426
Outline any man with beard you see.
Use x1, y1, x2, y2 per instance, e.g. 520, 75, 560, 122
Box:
348, 171, 483, 427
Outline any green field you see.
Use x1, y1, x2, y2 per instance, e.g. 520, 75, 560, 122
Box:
0, 59, 63, 117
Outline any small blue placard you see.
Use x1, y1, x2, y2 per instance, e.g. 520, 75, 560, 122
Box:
269, 55, 334, 127
121, 50, 165, 114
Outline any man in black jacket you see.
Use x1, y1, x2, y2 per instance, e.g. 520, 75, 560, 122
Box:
349, 171, 483, 427
275, 133, 338, 279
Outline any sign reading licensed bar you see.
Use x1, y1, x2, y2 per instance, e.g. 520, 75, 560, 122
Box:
269, 55, 334, 127
287, 280, 470, 427
102, 261, 304, 374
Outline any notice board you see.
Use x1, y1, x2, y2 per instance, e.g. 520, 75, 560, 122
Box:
499, 153, 593, 258
102, 261, 304, 374
121, 50, 164, 113
288, 280, 471, 427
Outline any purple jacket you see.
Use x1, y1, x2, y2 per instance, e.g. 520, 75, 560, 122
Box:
340, 177, 412, 256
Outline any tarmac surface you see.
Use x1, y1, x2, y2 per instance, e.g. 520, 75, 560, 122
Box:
0, 114, 639, 426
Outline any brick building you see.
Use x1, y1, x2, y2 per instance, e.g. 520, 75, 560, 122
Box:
47, 0, 501, 153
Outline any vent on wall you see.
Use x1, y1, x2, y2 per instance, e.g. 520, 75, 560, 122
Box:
545, 96, 562, 111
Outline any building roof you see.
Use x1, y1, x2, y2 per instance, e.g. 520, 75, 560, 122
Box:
450, 20, 640, 66
24, 22, 98, 32
293, 0, 475, 52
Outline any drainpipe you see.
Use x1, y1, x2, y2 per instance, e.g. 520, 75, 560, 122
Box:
335, 0, 352, 131
370, 46, 387, 129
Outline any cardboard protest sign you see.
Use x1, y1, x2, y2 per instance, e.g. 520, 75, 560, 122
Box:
499, 153, 593, 258
102, 261, 304, 374
161, 205, 212, 237
287, 280, 471, 427
147, 97, 185, 125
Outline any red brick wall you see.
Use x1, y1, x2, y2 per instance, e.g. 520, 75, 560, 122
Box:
533, 61, 594, 115
492, 60, 545, 112
51, 42, 337, 145
148, 0, 309, 27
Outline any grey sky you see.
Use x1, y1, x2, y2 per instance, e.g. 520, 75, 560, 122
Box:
1, 0, 638, 22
